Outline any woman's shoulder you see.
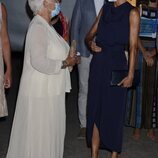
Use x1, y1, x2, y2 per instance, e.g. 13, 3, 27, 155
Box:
124, 2, 139, 15
28, 16, 47, 34
129, 7, 140, 21
30, 15, 49, 29
130, 7, 139, 16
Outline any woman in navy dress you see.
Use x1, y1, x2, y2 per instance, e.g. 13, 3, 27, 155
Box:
85, 0, 140, 158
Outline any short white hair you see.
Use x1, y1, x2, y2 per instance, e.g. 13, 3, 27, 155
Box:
28, 0, 45, 14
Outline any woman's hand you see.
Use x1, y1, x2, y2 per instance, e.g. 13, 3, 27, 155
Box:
4, 70, 12, 89
143, 50, 154, 67
118, 76, 133, 88
88, 41, 102, 53
66, 51, 80, 67
142, 48, 156, 66
75, 55, 81, 64
147, 48, 156, 58
144, 56, 154, 67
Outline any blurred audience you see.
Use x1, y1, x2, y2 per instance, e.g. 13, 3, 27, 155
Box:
125, 0, 158, 141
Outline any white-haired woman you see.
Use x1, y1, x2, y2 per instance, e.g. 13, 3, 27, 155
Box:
6, 0, 78, 158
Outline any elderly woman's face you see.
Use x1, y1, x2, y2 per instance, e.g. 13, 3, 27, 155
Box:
47, 0, 56, 8
44, 0, 58, 11
44, 0, 61, 19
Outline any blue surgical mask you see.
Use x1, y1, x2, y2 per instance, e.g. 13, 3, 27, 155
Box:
51, 3, 61, 18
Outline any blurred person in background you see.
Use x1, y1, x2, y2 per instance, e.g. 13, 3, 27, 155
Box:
125, 0, 158, 141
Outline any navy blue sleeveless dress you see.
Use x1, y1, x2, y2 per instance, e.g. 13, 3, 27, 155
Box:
87, 2, 134, 152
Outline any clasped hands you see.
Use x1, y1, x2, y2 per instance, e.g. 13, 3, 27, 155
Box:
65, 50, 80, 67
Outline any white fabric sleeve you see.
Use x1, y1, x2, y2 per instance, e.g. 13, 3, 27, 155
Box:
28, 23, 63, 75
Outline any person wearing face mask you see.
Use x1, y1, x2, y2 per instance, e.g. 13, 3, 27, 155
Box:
125, 0, 158, 141
51, 0, 69, 42
6, 0, 80, 158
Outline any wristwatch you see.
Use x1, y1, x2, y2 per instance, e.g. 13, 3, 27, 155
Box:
61, 60, 68, 69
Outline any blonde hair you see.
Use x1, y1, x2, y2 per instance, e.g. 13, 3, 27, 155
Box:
28, 0, 44, 14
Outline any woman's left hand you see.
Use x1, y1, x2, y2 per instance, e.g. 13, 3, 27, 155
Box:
118, 76, 133, 88
4, 71, 12, 89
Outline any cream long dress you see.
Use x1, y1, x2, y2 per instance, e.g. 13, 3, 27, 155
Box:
6, 15, 71, 158
0, 3, 8, 118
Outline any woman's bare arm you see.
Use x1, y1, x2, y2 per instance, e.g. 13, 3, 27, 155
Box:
1, 4, 12, 88
128, 8, 140, 78
119, 8, 140, 87
85, 8, 103, 53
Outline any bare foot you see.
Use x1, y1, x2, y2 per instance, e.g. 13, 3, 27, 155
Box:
147, 129, 158, 142
133, 128, 141, 140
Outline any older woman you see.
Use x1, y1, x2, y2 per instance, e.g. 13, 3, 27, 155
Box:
0, 3, 11, 118
6, 0, 78, 158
